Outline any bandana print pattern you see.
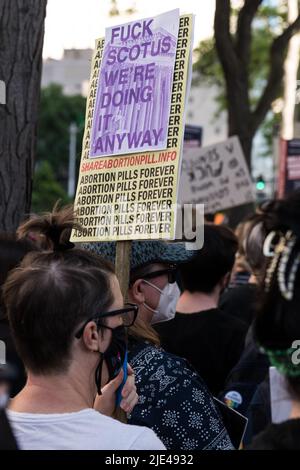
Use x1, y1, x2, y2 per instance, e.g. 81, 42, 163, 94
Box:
128, 342, 234, 450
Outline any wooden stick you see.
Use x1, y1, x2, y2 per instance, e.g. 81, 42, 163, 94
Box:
113, 240, 132, 423
115, 240, 132, 300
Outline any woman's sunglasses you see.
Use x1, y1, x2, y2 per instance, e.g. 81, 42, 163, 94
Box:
141, 265, 177, 284
75, 302, 138, 338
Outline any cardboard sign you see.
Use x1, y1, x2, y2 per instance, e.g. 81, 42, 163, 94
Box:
90, 10, 180, 157
269, 367, 292, 424
71, 12, 194, 242
183, 124, 202, 149
278, 138, 300, 197
179, 136, 254, 213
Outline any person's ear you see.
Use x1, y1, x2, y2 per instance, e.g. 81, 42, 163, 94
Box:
82, 321, 110, 353
129, 279, 146, 305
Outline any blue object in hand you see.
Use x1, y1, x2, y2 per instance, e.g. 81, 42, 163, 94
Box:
116, 350, 128, 407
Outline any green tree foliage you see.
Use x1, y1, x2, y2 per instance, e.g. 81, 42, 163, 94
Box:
193, 4, 286, 150
32, 84, 86, 213
196, 0, 300, 225
31, 161, 70, 214
36, 84, 86, 188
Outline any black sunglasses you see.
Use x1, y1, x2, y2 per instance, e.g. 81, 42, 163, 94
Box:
75, 303, 138, 339
139, 264, 178, 284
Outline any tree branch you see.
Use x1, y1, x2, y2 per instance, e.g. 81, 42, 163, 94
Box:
214, 0, 239, 79
236, 0, 263, 65
251, 14, 300, 132
214, 0, 252, 136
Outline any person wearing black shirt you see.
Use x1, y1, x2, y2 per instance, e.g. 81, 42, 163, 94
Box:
156, 224, 248, 396
248, 419, 300, 450
219, 283, 257, 329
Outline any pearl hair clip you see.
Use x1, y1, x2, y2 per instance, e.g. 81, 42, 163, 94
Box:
263, 231, 277, 257
277, 231, 300, 301
264, 233, 285, 293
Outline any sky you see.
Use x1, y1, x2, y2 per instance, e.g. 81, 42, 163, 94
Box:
43, 0, 217, 59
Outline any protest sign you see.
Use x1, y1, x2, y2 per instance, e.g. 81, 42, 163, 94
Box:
90, 10, 179, 157
71, 11, 194, 242
269, 367, 292, 424
278, 138, 300, 197
183, 124, 202, 149
178, 136, 254, 214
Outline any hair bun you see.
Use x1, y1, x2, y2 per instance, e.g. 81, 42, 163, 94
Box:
17, 203, 81, 251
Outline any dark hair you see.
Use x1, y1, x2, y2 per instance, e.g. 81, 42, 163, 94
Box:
254, 191, 300, 400
128, 263, 161, 346
0, 233, 37, 320
0, 233, 37, 287
180, 224, 238, 293
3, 206, 115, 375
244, 215, 267, 277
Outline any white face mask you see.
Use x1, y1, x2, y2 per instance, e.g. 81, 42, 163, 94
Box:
142, 280, 181, 324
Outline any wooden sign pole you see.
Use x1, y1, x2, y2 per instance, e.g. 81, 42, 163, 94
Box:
113, 240, 132, 423
115, 240, 132, 300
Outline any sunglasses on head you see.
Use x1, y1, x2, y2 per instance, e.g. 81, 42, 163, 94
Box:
75, 302, 139, 338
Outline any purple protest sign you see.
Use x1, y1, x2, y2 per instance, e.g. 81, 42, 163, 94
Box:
90, 9, 179, 158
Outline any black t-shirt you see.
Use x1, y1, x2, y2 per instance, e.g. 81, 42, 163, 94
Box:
156, 309, 248, 396
219, 284, 257, 328
248, 419, 300, 450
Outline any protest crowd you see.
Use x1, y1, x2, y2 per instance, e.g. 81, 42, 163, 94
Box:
0, 191, 300, 450
2, 4, 300, 455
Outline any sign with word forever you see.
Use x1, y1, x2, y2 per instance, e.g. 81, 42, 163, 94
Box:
71, 10, 194, 242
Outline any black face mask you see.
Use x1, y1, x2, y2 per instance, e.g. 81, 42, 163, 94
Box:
95, 325, 127, 395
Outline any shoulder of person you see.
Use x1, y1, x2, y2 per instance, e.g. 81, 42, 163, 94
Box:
71, 408, 165, 450
247, 419, 300, 450
128, 426, 166, 450
129, 341, 209, 393
129, 340, 188, 370
95, 407, 166, 450
217, 309, 249, 331
153, 318, 175, 334
96, 410, 164, 448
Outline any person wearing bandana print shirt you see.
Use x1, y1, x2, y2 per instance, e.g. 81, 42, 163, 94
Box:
85, 241, 234, 451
